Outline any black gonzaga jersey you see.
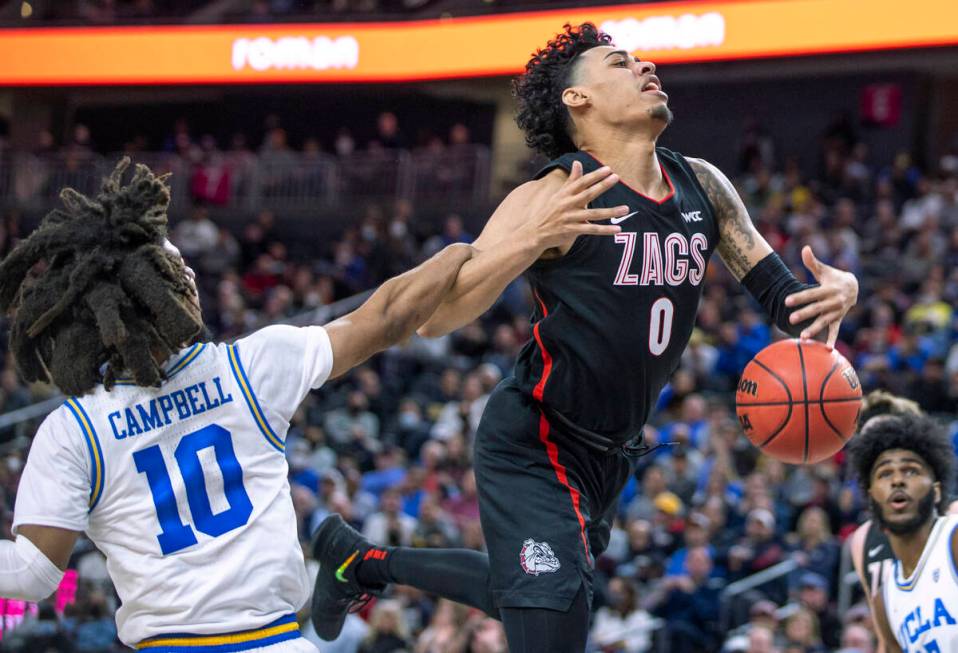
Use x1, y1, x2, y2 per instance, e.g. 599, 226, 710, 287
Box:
514, 148, 720, 445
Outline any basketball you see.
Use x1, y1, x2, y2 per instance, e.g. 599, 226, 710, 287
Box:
736, 339, 863, 465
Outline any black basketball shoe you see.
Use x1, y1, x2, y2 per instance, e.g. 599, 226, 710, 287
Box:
310, 513, 386, 641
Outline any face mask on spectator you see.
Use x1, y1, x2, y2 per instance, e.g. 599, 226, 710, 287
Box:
399, 412, 421, 429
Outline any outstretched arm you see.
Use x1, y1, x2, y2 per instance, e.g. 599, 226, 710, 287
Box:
417, 162, 627, 338
2, 526, 75, 601
325, 243, 475, 378
688, 157, 858, 346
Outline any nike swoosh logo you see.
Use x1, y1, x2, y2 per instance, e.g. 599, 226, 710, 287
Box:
611, 211, 639, 225
869, 545, 884, 557
335, 550, 360, 583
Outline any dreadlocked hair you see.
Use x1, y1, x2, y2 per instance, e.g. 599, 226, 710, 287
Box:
513, 22, 613, 160
0, 158, 203, 396
848, 412, 954, 512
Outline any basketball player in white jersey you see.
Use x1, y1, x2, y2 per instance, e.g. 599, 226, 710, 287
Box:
848, 412, 958, 653
0, 159, 623, 651
848, 391, 925, 653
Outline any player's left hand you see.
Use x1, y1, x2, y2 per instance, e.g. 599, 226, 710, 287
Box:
784, 246, 859, 348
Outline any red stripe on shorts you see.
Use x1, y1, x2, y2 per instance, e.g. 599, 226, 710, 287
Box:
537, 411, 592, 566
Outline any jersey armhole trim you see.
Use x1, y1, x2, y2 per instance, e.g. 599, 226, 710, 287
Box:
227, 344, 285, 453
948, 521, 958, 588
64, 398, 105, 511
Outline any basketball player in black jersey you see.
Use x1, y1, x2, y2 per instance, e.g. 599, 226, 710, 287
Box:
311, 24, 858, 652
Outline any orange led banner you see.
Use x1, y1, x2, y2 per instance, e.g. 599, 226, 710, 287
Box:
0, 0, 956, 86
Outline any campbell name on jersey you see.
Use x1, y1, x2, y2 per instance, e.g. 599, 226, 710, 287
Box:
13, 325, 334, 647
882, 515, 958, 653
514, 148, 719, 443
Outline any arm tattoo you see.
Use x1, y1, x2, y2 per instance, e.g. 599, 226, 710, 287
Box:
688, 158, 756, 280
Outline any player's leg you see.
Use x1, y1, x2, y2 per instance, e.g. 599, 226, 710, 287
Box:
357, 544, 495, 615
492, 423, 633, 653
310, 514, 496, 640
500, 586, 590, 653
475, 381, 600, 652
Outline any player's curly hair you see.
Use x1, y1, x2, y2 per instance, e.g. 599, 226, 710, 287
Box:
848, 413, 954, 512
513, 22, 613, 160
0, 158, 203, 396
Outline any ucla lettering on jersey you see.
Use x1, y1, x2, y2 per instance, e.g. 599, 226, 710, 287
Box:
882, 515, 958, 653
13, 325, 334, 649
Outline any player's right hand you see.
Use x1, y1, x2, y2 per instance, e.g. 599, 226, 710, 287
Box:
525, 161, 629, 251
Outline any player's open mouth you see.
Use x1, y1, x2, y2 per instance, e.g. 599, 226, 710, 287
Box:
889, 493, 911, 510
641, 77, 665, 95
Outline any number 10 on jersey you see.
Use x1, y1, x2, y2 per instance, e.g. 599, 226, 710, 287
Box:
133, 424, 253, 555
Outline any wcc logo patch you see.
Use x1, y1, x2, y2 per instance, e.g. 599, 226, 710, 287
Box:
519, 539, 560, 576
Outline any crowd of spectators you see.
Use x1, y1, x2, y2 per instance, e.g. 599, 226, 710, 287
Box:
7, 112, 485, 210
0, 110, 956, 652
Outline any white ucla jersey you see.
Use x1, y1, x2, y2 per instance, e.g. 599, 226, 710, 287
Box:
13, 325, 334, 648
882, 515, 958, 653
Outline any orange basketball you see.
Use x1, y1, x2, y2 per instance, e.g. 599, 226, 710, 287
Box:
735, 339, 863, 465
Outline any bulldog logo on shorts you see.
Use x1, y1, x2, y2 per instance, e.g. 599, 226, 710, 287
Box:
519, 538, 560, 576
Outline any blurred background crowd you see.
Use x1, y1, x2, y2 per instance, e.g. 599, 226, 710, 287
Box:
0, 0, 957, 649
0, 105, 955, 652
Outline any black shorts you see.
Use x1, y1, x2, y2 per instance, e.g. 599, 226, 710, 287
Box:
474, 378, 633, 612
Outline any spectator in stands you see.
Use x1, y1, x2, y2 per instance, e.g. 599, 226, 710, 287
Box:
172, 205, 218, 260
647, 546, 722, 653
421, 214, 473, 257
666, 512, 718, 578
839, 623, 875, 653
359, 599, 411, 653
466, 617, 508, 653
411, 494, 458, 548
68, 589, 117, 652
614, 518, 666, 582
362, 487, 416, 547
374, 112, 405, 150
721, 599, 781, 653
727, 509, 786, 586
442, 468, 479, 531
788, 506, 840, 587
781, 607, 826, 653
590, 576, 656, 652
414, 599, 467, 652
190, 135, 231, 206
746, 624, 779, 653
626, 465, 669, 522
788, 572, 841, 651
259, 127, 297, 195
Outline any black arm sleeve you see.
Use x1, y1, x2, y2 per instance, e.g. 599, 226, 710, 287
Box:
740, 252, 817, 338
